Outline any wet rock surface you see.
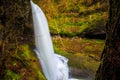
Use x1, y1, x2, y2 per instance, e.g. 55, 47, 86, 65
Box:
70, 67, 94, 80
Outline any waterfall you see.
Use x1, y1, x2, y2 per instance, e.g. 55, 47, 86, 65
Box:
30, 1, 78, 80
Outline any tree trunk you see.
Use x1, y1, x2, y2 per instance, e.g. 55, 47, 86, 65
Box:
95, 0, 120, 80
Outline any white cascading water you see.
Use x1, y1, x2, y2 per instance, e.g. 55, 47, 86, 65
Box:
30, 1, 78, 80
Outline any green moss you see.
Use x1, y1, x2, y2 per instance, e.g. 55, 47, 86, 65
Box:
20, 45, 32, 59
19, 44, 46, 80
54, 46, 68, 57
5, 70, 20, 80
0, 44, 46, 80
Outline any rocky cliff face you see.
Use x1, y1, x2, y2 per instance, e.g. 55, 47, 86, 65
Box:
0, 0, 45, 79
0, 0, 33, 44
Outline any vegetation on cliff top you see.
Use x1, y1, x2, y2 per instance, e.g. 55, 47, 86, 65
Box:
38, 0, 109, 37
